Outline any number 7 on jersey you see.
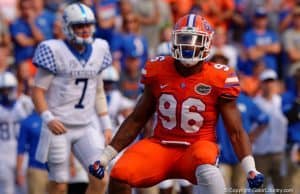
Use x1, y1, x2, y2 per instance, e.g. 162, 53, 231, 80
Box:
74, 78, 88, 109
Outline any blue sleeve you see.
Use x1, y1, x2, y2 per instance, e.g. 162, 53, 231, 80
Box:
17, 120, 29, 154
33, 43, 57, 74
9, 22, 19, 37
10, 20, 28, 37
98, 50, 112, 73
249, 100, 269, 125
243, 31, 255, 49
281, 91, 295, 113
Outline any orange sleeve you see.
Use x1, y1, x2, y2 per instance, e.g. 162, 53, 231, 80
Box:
216, 68, 240, 100
140, 60, 157, 87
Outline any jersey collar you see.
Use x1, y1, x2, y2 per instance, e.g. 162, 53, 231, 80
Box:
64, 40, 93, 67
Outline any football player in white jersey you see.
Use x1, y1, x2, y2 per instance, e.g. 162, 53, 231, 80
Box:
0, 72, 33, 194
31, 3, 113, 194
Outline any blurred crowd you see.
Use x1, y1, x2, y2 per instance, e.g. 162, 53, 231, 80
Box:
1, 0, 300, 194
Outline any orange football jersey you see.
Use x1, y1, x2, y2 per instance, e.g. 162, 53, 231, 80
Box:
141, 56, 240, 144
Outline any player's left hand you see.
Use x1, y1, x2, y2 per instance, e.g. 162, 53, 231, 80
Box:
104, 129, 112, 145
247, 170, 264, 189
88, 160, 105, 179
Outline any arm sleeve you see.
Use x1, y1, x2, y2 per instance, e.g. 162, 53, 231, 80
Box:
34, 68, 55, 90
98, 42, 113, 73
140, 60, 157, 86
10, 21, 25, 37
32, 42, 57, 74
217, 69, 241, 100
95, 75, 108, 114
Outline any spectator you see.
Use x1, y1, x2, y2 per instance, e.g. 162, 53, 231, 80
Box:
102, 66, 134, 132
228, 0, 247, 43
252, 69, 288, 194
243, 7, 281, 74
9, 0, 44, 65
156, 25, 172, 56
118, 41, 143, 100
278, 0, 297, 33
94, 0, 118, 45
239, 58, 266, 97
44, 0, 63, 13
210, 26, 238, 69
239, 0, 281, 31
282, 6, 300, 75
0, 72, 33, 194
32, 0, 56, 40
157, 0, 173, 29
115, 0, 134, 31
16, 110, 48, 194
189, 0, 235, 30
111, 12, 148, 72
133, 0, 160, 57
165, 0, 193, 22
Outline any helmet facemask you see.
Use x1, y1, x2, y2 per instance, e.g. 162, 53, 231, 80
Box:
67, 22, 95, 45
172, 30, 214, 67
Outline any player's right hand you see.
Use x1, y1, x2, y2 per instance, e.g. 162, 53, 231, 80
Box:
247, 170, 264, 189
88, 160, 105, 179
47, 120, 67, 135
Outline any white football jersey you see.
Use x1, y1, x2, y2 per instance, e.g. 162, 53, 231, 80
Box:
0, 95, 33, 166
33, 39, 112, 125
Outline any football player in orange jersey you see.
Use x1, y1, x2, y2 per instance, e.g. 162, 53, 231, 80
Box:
89, 14, 264, 194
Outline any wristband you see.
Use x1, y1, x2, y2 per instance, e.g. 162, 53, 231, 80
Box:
41, 110, 55, 124
99, 114, 112, 131
241, 155, 257, 174
99, 145, 118, 167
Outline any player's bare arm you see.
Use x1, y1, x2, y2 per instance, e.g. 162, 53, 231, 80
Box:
218, 97, 252, 159
219, 97, 264, 187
